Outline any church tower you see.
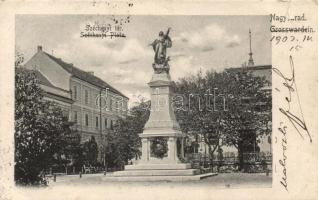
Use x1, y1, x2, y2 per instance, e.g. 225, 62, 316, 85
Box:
248, 29, 255, 67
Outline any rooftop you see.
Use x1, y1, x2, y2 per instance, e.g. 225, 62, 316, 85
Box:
226, 65, 272, 71
43, 51, 128, 99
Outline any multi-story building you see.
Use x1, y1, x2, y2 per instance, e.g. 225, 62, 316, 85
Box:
23, 46, 129, 161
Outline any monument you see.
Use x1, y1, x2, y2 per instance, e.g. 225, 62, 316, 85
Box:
110, 28, 215, 181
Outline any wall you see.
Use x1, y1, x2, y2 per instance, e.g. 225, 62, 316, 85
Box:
24, 51, 71, 91
69, 77, 128, 151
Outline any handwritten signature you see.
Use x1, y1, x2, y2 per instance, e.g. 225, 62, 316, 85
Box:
278, 122, 288, 191
273, 55, 312, 142
273, 55, 312, 192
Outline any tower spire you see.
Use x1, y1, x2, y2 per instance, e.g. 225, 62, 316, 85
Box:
248, 29, 254, 67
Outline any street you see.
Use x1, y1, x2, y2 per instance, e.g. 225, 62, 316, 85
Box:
48, 172, 272, 188
14, 173, 272, 200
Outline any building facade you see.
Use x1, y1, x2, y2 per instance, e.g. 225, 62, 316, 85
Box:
23, 46, 129, 161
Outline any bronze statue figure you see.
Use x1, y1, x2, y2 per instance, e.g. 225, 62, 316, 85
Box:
150, 28, 172, 73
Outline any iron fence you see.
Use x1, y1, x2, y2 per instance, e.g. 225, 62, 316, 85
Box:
185, 152, 272, 173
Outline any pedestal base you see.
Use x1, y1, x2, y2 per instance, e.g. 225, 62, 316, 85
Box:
111, 163, 202, 179
105, 173, 217, 182
125, 163, 191, 170
113, 169, 200, 176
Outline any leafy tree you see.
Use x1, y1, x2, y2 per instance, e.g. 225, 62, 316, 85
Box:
104, 100, 150, 169
64, 131, 83, 171
104, 119, 137, 169
56, 125, 82, 173
15, 47, 24, 67
15, 67, 76, 185
173, 69, 271, 171
82, 136, 98, 166
221, 69, 271, 170
173, 71, 228, 170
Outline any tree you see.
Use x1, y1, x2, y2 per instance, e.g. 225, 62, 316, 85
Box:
174, 71, 229, 171
15, 67, 76, 185
221, 69, 271, 170
104, 100, 150, 169
61, 126, 83, 172
104, 119, 138, 169
15, 47, 24, 67
173, 69, 271, 171
82, 136, 98, 166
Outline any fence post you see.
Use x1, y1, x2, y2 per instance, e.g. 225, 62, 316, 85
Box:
53, 174, 56, 182
79, 171, 82, 178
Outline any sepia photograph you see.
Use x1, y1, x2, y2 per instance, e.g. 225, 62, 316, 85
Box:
0, 1, 318, 199
14, 14, 272, 188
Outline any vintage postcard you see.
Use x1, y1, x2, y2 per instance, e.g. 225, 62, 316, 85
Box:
0, 1, 317, 200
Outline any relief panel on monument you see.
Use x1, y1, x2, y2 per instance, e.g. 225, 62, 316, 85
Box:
150, 137, 168, 159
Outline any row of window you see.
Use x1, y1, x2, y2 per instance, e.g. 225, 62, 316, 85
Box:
73, 111, 114, 130
72, 85, 92, 105
72, 85, 128, 112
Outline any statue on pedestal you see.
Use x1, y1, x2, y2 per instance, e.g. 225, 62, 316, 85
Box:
111, 27, 200, 179
150, 28, 172, 74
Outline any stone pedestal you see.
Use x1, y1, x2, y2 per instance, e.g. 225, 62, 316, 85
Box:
110, 71, 210, 180
138, 72, 185, 166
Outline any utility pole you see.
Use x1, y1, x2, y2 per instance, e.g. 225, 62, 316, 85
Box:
99, 88, 105, 169
99, 88, 102, 160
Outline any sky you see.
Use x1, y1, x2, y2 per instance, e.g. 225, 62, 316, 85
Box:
16, 15, 271, 105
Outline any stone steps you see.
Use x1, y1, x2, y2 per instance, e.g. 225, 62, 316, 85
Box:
112, 169, 200, 177
104, 173, 217, 182
125, 163, 191, 170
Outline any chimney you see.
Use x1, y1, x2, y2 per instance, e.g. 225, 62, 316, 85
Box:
37, 45, 43, 52
87, 71, 94, 76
